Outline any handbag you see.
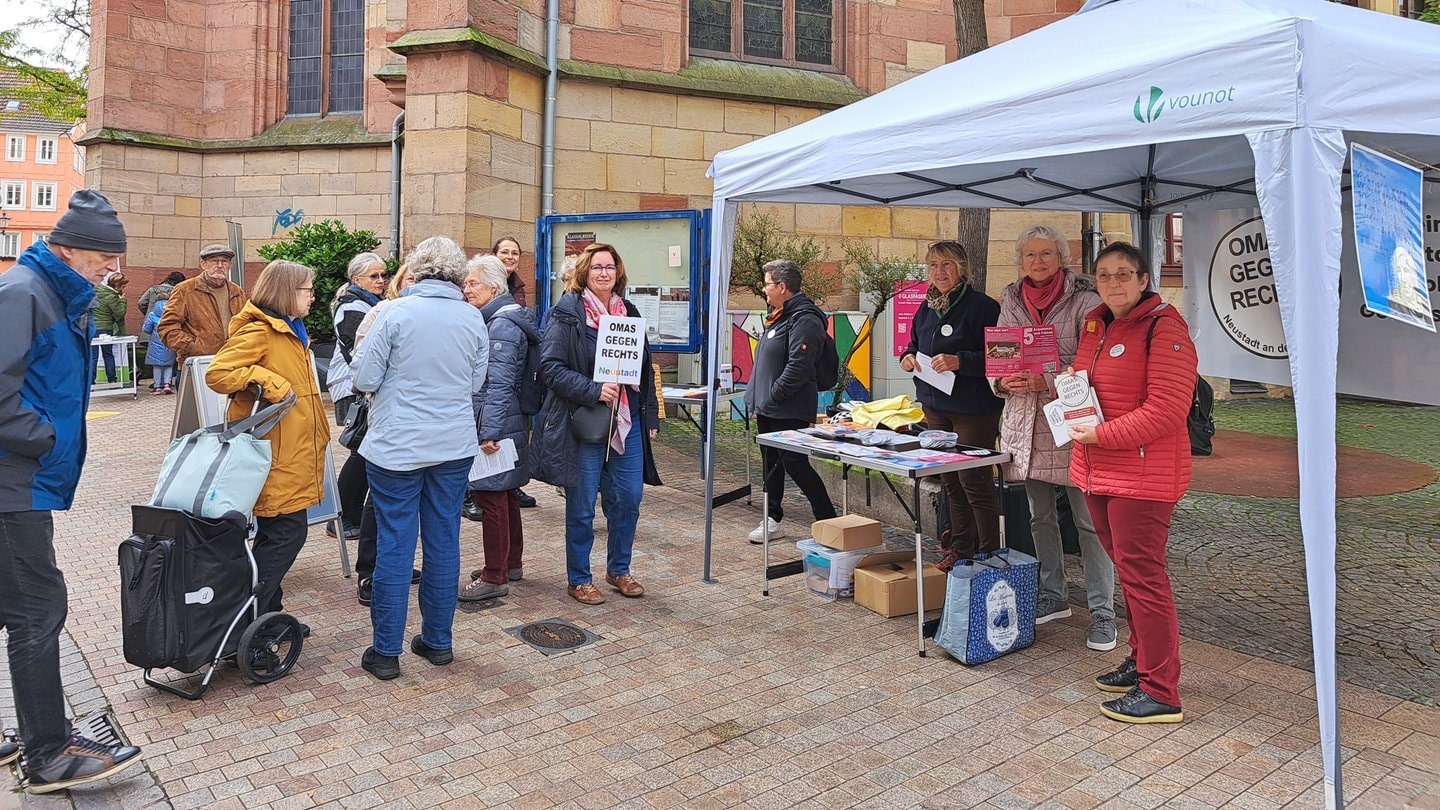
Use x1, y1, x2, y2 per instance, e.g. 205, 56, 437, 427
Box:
149, 392, 296, 518
338, 395, 369, 451
934, 547, 1039, 665
570, 402, 613, 444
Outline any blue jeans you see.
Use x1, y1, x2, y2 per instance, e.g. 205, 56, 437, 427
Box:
365, 457, 470, 656
0, 511, 71, 766
565, 425, 644, 586
92, 330, 117, 382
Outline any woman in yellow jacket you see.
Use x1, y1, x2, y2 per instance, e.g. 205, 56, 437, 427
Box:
206, 260, 329, 631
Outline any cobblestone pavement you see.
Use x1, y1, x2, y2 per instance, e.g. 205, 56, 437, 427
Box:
0, 393, 1435, 807
675, 399, 1440, 709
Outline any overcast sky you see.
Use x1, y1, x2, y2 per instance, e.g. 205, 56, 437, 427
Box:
12, 0, 88, 70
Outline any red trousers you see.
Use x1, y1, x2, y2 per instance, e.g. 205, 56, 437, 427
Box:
470, 489, 524, 585
1085, 493, 1182, 707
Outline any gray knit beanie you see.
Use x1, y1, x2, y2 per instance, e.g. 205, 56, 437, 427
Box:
48, 190, 128, 253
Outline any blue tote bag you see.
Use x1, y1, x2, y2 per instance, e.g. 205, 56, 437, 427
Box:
934, 548, 1039, 665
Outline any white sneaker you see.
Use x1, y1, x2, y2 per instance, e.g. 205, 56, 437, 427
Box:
747, 518, 786, 544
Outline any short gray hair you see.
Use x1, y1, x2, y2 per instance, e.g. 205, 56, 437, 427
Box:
347, 252, 385, 282
1014, 225, 1072, 268
406, 237, 467, 286
762, 259, 802, 294
466, 254, 509, 294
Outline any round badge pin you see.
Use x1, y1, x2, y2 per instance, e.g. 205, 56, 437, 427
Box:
1109, 343, 1125, 358
940, 324, 954, 337
766, 329, 775, 339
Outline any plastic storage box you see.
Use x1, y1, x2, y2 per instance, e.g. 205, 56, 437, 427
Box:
796, 539, 888, 600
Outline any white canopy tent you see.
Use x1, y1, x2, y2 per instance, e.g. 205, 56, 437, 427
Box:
701, 1, 1440, 805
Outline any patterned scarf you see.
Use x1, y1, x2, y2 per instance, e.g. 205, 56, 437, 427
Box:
925, 282, 969, 318
582, 287, 633, 453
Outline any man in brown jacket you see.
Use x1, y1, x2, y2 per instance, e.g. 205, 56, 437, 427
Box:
157, 244, 248, 366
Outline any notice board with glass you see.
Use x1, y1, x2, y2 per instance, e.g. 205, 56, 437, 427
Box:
534, 210, 706, 353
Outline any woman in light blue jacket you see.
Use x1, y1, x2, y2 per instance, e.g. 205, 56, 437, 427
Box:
350, 236, 489, 681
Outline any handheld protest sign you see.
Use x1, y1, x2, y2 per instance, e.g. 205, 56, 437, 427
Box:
594, 315, 646, 384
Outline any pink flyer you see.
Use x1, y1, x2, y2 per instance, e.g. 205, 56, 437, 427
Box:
984, 324, 1060, 376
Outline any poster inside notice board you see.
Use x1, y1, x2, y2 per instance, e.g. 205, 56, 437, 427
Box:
536, 210, 705, 353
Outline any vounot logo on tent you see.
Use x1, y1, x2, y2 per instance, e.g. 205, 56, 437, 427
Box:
1133, 84, 1238, 124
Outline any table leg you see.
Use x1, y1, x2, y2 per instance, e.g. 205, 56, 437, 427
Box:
914, 479, 927, 658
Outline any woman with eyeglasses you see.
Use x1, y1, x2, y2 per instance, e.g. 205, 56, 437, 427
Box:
327, 253, 388, 537
206, 260, 331, 634
988, 226, 1116, 651
325, 252, 388, 603
1067, 242, 1197, 725
531, 243, 661, 605
898, 240, 1004, 569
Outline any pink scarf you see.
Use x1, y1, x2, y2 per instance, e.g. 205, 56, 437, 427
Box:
582, 287, 634, 454
1021, 268, 1067, 324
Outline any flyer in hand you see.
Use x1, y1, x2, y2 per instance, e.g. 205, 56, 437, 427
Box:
1042, 371, 1104, 447
984, 325, 1060, 376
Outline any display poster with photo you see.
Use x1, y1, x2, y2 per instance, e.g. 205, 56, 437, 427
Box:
1182, 180, 1440, 406
1350, 144, 1432, 332
891, 280, 927, 356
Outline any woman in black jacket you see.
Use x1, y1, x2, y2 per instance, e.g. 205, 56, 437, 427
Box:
530, 243, 661, 605
743, 259, 838, 543
900, 240, 1004, 568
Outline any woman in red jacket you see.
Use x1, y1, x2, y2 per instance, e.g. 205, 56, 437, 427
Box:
1068, 242, 1197, 725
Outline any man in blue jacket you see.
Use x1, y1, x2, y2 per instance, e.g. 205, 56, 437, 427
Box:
0, 190, 143, 794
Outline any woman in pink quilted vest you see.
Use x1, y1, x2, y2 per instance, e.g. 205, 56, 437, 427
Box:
1069, 242, 1197, 726
990, 226, 1116, 653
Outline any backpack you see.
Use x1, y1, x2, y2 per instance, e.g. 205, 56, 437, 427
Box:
1144, 318, 1216, 456
497, 304, 544, 416
813, 313, 841, 392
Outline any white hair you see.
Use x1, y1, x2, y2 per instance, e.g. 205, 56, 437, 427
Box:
1014, 225, 1072, 268
406, 237, 467, 286
465, 254, 509, 294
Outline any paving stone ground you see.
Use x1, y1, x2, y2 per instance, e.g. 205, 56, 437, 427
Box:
0, 393, 1435, 808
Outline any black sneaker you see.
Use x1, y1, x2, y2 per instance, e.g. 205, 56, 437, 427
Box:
26, 734, 143, 794
357, 577, 372, 606
361, 646, 400, 680
1100, 686, 1183, 724
409, 635, 454, 666
0, 739, 18, 767
1095, 656, 1138, 693
516, 488, 537, 508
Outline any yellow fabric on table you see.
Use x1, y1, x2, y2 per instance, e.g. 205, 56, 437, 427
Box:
847, 395, 923, 430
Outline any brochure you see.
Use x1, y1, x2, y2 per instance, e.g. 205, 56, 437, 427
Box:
912, 352, 956, 395
984, 325, 1060, 377
1042, 371, 1103, 447
468, 438, 519, 481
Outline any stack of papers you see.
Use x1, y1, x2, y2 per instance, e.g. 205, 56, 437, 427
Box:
468, 438, 519, 481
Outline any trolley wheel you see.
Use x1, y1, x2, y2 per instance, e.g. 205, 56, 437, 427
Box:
237, 611, 303, 684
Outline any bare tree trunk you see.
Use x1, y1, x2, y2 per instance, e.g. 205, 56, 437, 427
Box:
953, 0, 992, 292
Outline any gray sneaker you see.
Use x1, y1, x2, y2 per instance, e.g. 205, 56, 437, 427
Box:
1087, 615, 1118, 651
27, 735, 142, 794
1035, 596, 1073, 625
459, 578, 509, 602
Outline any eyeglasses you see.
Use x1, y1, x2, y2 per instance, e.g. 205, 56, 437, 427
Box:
298, 286, 314, 293
362, 272, 385, 280
1022, 250, 1058, 263
590, 264, 617, 273
1095, 270, 1138, 284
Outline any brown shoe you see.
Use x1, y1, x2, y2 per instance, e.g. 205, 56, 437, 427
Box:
568, 583, 606, 605
605, 573, 645, 598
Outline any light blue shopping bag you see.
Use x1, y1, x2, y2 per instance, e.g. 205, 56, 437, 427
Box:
934, 548, 1039, 665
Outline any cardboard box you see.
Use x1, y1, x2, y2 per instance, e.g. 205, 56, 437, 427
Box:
811, 514, 883, 552
854, 558, 947, 617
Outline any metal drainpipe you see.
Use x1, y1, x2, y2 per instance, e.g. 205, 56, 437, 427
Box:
541, 0, 558, 215
390, 111, 405, 259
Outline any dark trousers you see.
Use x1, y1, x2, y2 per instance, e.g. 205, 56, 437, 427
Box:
923, 407, 1001, 559
757, 414, 837, 524
471, 489, 524, 585
0, 511, 71, 765
337, 453, 368, 531
357, 496, 377, 581
253, 509, 308, 615
1086, 493, 1182, 707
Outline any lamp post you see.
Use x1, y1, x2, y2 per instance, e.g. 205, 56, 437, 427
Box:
0, 208, 10, 234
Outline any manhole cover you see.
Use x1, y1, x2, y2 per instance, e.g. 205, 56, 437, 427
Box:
505, 618, 600, 655
457, 597, 505, 613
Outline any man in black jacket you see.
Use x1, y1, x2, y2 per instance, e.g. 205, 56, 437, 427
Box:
743, 259, 837, 543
